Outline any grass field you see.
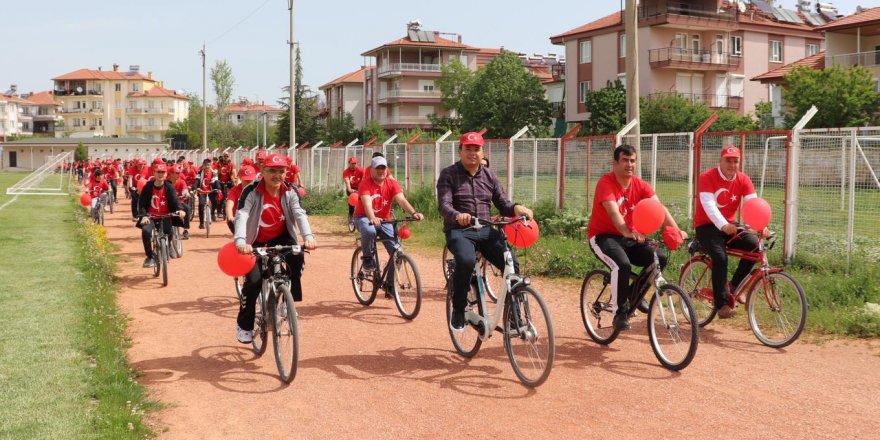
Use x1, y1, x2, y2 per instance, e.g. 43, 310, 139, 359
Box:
0, 172, 154, 438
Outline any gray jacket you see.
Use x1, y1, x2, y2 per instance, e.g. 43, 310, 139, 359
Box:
234, 181, 314, 246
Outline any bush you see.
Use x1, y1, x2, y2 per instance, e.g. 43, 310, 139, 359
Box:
301, 190, 346, 216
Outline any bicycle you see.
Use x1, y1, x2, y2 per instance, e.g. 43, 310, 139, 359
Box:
234, 244, 303, 383
197, 188, 221, 238
678, 228, 807, 348
580, 239, 698, 370
350, 218, 422, 320
90, 192, 108, 225
442, 245, 503, 303
149, 213, 178, 287
446, 216, 555, 387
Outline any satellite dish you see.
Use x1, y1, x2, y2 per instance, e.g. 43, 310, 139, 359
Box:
76, 86, 83, 93
737, 0, 747, 13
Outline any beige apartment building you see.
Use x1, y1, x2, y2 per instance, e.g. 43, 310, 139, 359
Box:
52, 64, 189, 141
550, 0, 831, 123
224, 98, 284, 127
319, 67, 367, 129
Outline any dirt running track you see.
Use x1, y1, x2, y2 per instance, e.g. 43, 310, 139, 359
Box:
103, 207, 880, 439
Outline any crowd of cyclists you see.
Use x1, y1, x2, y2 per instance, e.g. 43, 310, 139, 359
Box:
73, 131, 794, 384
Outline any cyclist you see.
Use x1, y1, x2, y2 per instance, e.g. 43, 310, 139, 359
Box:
234, 154, 317, 344
194, 158, 221, 229
103, 159, 120, 203
437, 131, 533, 330
136, 163, 185, 268
86, 169, 111, 219
128, 159, 151, 220
285, 156, 300, 187
587, 144, 687, 330
342, 156, 364, 223
167, 165, 192, 239
224, 165, 257, 233
695, 146, 770, 319
217, 153, 237, 218
355, 155, 424, 274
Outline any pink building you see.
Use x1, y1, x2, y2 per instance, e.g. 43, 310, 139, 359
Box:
319, 67, 367, 129
550, 0, 829, 123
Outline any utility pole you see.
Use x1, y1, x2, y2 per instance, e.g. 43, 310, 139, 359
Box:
262, 112, 268, 146
287, 0, 296, 150
625, 0, 641, 176
200, 43, 207, 150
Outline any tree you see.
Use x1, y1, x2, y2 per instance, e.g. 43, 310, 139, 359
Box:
166, 94, 210, 148
211, 60, 235, 119
430, 59, 476, 132
361, 119, 388, 144
74, 143, 88, 161
276, 45, 320, 145
583, 80, 626, 135
460, 52, 552, 138
323, 113, 357, 144
640, 93, 756, 133
782, 65, 880, 128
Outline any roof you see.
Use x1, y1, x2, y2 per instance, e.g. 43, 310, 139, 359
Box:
526, 65, 554, 83
223, 102, 283, 113
24, 91, 61, 106
52, 68, 154, 82
752, 51, 825, 82
0, 137, 166, 147
816, 7, 880, 31
361, 33, 478, 56
550, 11, 622, 43
127, 86, 189, 100
0, 94, 35, 106
319, 67, 367, 90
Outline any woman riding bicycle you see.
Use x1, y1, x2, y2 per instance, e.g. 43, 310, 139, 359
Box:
234, 154, 317, 344
136, 163, 186, 268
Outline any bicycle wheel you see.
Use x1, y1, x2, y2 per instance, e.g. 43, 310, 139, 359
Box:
441, 246, 453, 285
250, 287, 268, 355
350, 247, 377, 305
504, 286, 555, 387
347, 216, 355, 233
391, 253, 422, 320
98, 206, 104, 225
172, 228, 183, 258
481, 257, 503, 303
205, 201, 211, 238
272, 283, 299, 383
446, 281, 483, 358
579, 270, 620, 345
747, 272, 807, 348
160, 240, 169, 287
152, 238, 160, 277
648, 285, 698, 371
108, 197, 114, 214
678, 258, 717, 327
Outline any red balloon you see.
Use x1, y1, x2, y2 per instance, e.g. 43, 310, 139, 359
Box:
80, 193, 92, 206
632, 198, 665, 235
297, 187, 306, 198
503, 217, 540, 248
136, 178, 147, 193
742, 197, 772, 231
217, 241, 256, 277
348, 192, 360, 207
398, 224, 411, 240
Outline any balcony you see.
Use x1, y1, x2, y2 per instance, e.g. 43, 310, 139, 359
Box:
830, 50, 880, 68
53, 89, 103, 96
377, 63, 442, 78
378, 89, 442, 103
639, 4, 736, 27
648, 92, 742, 110
378, 115, 432, 126
649, 47, 740, 70
550, 101, 565, 114
128, 108, 145, 113
551, 63, 565, 81
144, 107, 174, 114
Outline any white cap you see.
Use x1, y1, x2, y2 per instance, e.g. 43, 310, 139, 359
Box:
371, 156, 388, 168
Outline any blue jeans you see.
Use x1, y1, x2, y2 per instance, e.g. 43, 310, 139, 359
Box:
355, 216, 397, 284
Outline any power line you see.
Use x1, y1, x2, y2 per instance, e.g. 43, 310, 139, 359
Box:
207, 0, 273, 45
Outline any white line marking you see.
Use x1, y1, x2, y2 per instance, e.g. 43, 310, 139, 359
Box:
0, 195, 20, 212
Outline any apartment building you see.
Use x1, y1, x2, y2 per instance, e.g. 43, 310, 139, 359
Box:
22, 91, 63, 136
52, 64, 189, 141
224, 98, 284, 127
550, 0, 830, 123
319, 67, 367, 129
0, 92, 35, 139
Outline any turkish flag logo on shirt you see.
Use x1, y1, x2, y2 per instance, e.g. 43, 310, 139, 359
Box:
370, 194, 387, 212
617, 196, 632, 218
151, 194, 166, 211
259, 204, 285, 228
714, 188, 738, 208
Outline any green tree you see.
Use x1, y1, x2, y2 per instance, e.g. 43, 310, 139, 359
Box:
430, 59, 476, 132
583, 80, 626, 135
640, 93, 711, 133
712, 109, 758, 132
460, 52, 552, 138
782, 64, 880, 128
276, 46, 320, 146
74, 143, 88, 161
323, 113, 357, 144
211, 60, 235, 119
165, 94, 211, 148
361, 119, 388, 144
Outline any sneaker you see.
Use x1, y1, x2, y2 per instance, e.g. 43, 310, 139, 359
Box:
450, 310, 466, 331
613, 312, 631, 331
143, 257, 156, 268
198, 224, 205, 229
236, 326, 253, 344
362, 258, 376, 272
717, 304, 737, 319
182, 230, 190, 239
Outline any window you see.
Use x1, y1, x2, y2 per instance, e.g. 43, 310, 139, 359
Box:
580, 40, 592, 64
731, 36, 742, 56
115, 83, 121, 91
770, 40, 783, 62
730, 75, 745, 97
115, 117, 121, 126
691, 34, 701, 54
807, 44, 819, 56
617, 73, 626, 89
579, 81, 591, 103
620, 34, 626, 58
675, 33, 688, 54
418, 105, 434, 118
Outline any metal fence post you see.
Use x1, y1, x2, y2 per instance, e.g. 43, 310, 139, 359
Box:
784, 105, 817, 264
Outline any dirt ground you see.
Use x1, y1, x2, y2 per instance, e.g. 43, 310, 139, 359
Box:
104, 208, 880, 439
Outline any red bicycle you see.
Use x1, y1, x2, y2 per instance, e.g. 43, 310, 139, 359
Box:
678, 229, 807, 348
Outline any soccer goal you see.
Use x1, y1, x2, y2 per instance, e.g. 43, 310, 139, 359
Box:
5, 151, 74, 196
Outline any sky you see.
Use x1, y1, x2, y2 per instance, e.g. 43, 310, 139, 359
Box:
0, 0, 869, 107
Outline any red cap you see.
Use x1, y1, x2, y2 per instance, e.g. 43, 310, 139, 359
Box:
241, 157, 254, 166
153, 163, 168, 173
721, 146, 741, 159
152, 157, 164, 164
460, 131, 484, 147
169, 165, 181, 174
239, 165, 257, 181
286, 156, 293, 165
348, 156, 359, 164
263, 153, 287, 168
255, 151, 268, 160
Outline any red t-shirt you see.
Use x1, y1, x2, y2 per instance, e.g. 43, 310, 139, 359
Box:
228, 183, 245, 216
343, 167, 364, 190
173, 178, 187, 198
148, 185, 170, 216
104, 165, 118, 180
354, 177, 402, 220
217, 163, 234, 182
694, 167, 756, 228
198, 169, 214, 193
587, 173, 656, 239
183, 166, 197, 186
255, 186, 287, 242
132, 166, 150, 183
285, 165, 300, 185
87, 180, 110, 199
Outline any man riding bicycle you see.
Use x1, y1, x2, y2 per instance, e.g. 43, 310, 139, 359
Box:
225, 165, 257, 234
136, 163, 186, 268
167, 165, 192, 239
194, 158, 221, 229
354, 155, 424, 274
437, 131, 534, 331
234, 154, 317, 344
587, 144, 687, 331
695, 146, 771, 319
343, 156, 364, 222
86, 169, 111, 219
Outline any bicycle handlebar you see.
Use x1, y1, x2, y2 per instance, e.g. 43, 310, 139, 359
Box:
380, 217, 420, 224
252, 244, 303, 256
469, 215, 530, 229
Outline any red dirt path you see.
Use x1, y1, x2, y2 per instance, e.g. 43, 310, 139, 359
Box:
103, 208, 880, 439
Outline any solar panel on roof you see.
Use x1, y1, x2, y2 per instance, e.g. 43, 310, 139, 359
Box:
425, 32, 435, 43
780, 8, 805, 24
771, 8, 788, 21
751, 0, 776, 14
408, 30, 420, 42
803, 11, 826, 26
821, 10, 838, 21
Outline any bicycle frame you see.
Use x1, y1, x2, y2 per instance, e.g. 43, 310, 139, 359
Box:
683, 233, 780, 304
